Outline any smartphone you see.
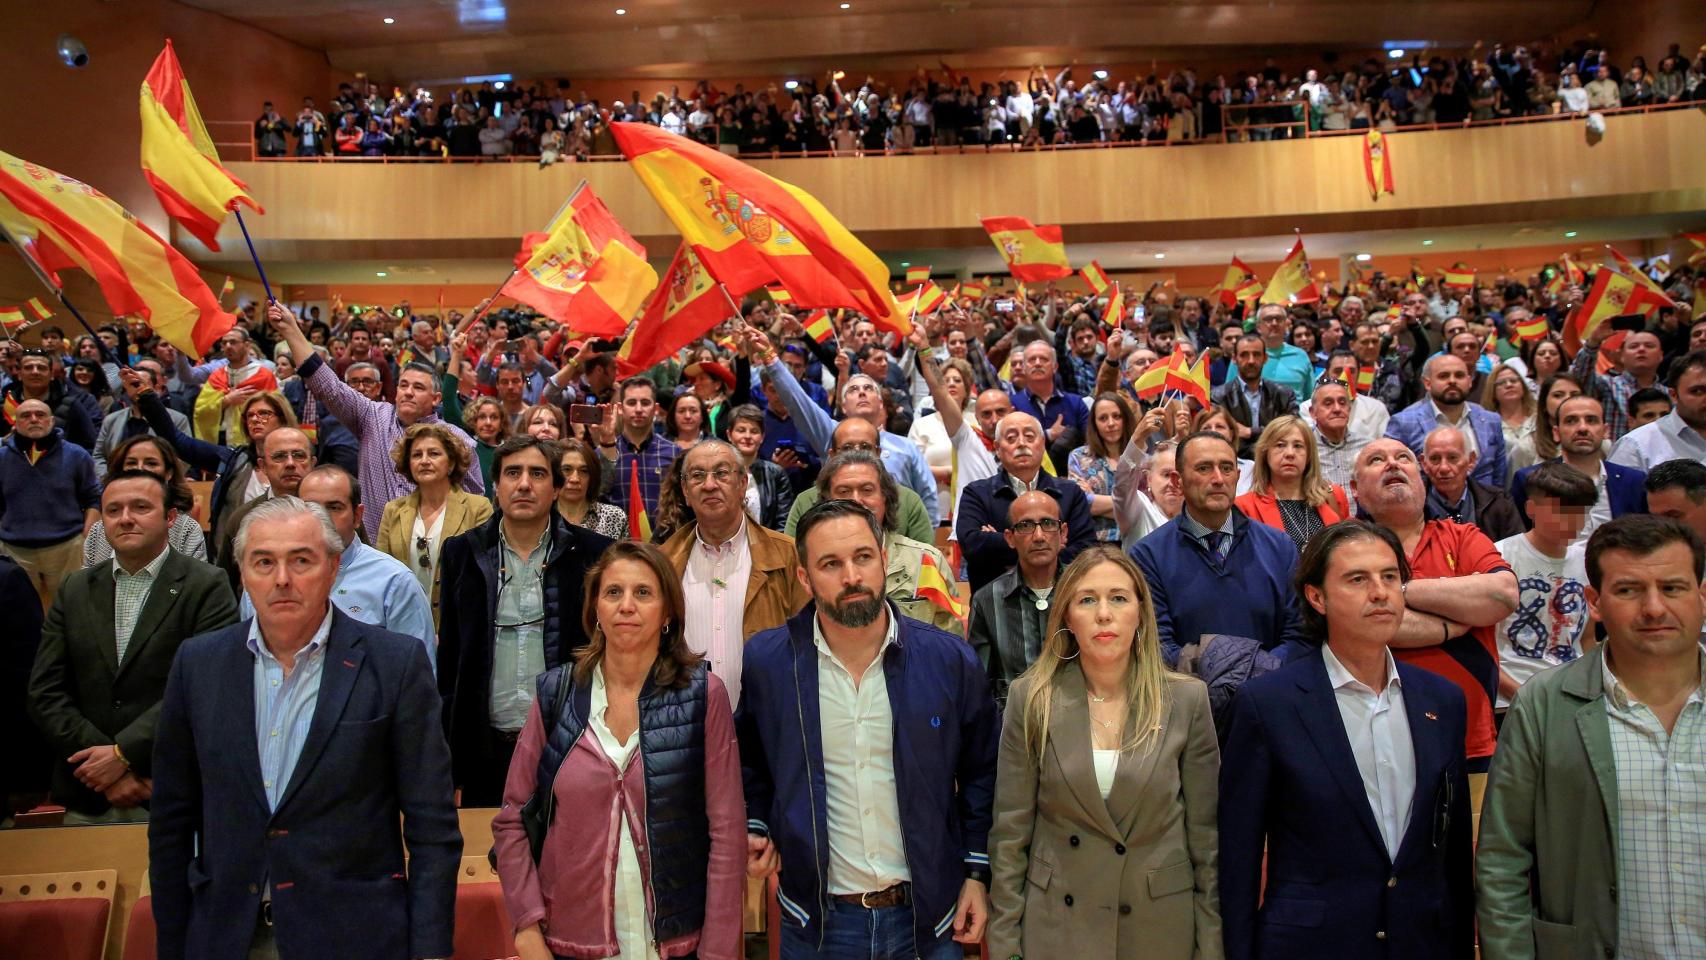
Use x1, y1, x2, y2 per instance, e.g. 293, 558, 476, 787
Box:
505, 338, 524, 351
773, 438, 794, 451
1133, 305, 1147, 324
568, 404, 605, 425
994, 299, 1015, 313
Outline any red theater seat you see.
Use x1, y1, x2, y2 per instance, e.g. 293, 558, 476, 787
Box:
453, 856, 517, 960
121, 894, 157, 960
0, 870, 118, 960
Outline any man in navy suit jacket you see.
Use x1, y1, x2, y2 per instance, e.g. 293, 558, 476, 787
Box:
149, 496, 460, 960
954, 411, 1095, 596
1509, 395, 1647, 535
1219, 520, 1474, 960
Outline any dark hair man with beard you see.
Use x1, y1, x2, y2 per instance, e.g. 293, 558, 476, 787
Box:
735, 499, 999, 960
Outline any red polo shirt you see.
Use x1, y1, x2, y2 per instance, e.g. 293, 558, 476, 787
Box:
1398, 519, 1512, 760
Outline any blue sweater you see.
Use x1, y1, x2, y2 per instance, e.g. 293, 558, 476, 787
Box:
0, 430, 101, 547
736, 604, 999, 951
1129, 510, 1307, 667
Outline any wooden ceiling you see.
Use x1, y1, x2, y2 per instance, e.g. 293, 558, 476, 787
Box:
180, 0, 1596, 82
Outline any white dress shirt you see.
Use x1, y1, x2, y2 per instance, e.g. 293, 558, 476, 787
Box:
683, 520, 753, 708
589, 666, 663, 960
816, 610, 910, 895
1609, 410, 1706, 472
1322, 643, 1416, 860
1430, 400, 1479, 460
1602, 649, 1706, 960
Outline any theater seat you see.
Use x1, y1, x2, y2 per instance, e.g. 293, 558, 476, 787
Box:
453, 855, 516, 960
0, 869, 118, 960
121, 895, 156, 960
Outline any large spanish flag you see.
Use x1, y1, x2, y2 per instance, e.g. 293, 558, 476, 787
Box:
0, 150, 233, 359
500, 183, 657, 336
1212, 256, 1257, 308
139, 41, 262, 251
616, 243, 729, 376
1572, 268, 1646, 343
1606, 246, 1677, 314
981, 216, 1072, 282
610, 122, 905, 335
1080, 260, 1110, 295
1259, 236, 1320, 305
1361, 130, 1394, 201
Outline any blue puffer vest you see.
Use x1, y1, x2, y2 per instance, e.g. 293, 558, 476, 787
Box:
533, 661, 711, 942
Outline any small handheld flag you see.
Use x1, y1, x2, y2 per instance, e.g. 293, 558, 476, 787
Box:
1080, 261, 1110, 295
916, 551, 966, 624
803, 310, 835, 344
905, 265, 932, 285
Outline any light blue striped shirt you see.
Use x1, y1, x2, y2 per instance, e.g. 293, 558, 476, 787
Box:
249, 607, 333, 811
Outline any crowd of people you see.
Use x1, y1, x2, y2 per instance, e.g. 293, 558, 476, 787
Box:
2, 245, 1704, 960
252, 40, 1706, 161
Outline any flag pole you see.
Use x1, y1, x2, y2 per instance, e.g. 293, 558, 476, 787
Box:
0, 221, 122, 368
458, 180, 587, 336
232, 209, 274, 303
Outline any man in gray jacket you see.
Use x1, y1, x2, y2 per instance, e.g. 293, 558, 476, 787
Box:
1476, 514, 1706, 959
93, 360, 188, 475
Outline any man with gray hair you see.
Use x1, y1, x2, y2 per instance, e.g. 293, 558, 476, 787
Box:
150, 495, 460, 959
342, 361, 384, 401
1007, 339, 1087, 473
955, 410, 1095, 595
748, 324, 939, 521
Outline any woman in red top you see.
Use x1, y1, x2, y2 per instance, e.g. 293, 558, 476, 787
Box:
1235, 414, 1350, 550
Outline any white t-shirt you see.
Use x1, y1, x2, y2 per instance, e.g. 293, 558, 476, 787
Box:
1493, 534, 1591, 707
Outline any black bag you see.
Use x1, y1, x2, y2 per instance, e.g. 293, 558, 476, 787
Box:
486, 668, 573, 869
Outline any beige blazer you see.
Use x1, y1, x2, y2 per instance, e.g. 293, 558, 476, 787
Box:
988, 664, 1223, 960
375, 488, 493, 626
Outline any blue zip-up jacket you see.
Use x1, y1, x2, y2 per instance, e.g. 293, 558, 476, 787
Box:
736, 603, 999, 953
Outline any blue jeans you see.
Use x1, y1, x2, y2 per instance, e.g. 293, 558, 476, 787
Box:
779, 898, 963, 960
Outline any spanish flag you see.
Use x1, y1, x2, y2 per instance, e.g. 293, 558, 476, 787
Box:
803, 310, 835, 343
1439, 262, 1475, 291
611, 122, 905, 335
23, 296, 52, 322
1173, 356, 1212, 408
1573, 268, 1646, 342
219, 275, 234, 300
1260, 235, 1320, 305
897, 281, 947, 318
916, 550, 966, 625
1080, 260, 1110, 295
1356, 366, 1377, 394
765, 283, 794, 305
1133, 352, 1188, 400
1362, 130, 1394, 201
1606, 247, 1677, 314
0, 150, 232, 359
981, 216, 1072, 282
0, 306, 26, 331
1102, 282, 1125, 328
616, 243, 727, 376
628, 461, 653, 541
1212, 256, 1258, 308
1682, 232, 1706, 268
1513, 313, 1549, 341
139, 41, 263, 251
905, 265, 932, 285
501, 183, 657, 337
960, 280, 988, 300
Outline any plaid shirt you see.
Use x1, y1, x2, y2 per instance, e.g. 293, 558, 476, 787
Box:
599, 430, 679, 527
112, 547, 168, 664
1603, 649, 1706, 960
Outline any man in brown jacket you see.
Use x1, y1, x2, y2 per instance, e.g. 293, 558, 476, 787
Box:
660, 439, 809, 710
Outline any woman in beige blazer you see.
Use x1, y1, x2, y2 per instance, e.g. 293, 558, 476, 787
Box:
988, 545, 1222, 960
377, 422, 494, 627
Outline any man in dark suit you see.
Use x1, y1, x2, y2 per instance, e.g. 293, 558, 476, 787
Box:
149, 495, 460, 960
1, 554, 49, 821
27, 470, 237, 823
1212, 333, 1298, 459
955, 411, 1094, 597
437, 436, 612, 806
1510, 394, 1647, 538
1220, 520, 1474, 960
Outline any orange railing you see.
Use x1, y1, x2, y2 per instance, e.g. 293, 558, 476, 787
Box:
208, 98, 1704, 165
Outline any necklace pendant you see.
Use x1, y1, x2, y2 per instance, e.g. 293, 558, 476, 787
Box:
1034, 597, 1048, 611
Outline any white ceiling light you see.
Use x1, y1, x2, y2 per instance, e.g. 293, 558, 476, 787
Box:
784, 80, 799, 90
1153, 253, 1166, 260
383, 17, 395, 24
1093, 70, 1109, 80
1422, 239, 1434, 246
376, 271, 388, 277
1388, 48, 1405, 59
615, 6, 626, 13
1355, 253, 1372, 261
840, 2, 851, 8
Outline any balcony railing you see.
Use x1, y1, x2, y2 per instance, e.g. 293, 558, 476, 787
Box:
208, 97, 1702, 165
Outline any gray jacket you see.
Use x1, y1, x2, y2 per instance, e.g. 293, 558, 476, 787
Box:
968, 565, 1056, 708
94, 406, 190, 475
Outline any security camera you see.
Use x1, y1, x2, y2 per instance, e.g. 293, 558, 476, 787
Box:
57, 35, 89, 69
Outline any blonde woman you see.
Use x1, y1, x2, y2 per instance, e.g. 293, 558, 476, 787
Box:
1482, 363, 1537, 482
988, 546, 1222, 960
376, 422, 493, 625
1234, 415, 1350, 551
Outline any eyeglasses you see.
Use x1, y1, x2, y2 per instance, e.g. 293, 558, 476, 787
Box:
686, 466, 740, 486
347, 376, 380, 386
1010, 518, 1063, 534
834, 441, 879, 454
267, 449, 312, 463
247, 409, 279, 422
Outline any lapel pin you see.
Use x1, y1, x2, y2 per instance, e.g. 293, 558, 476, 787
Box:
342, 659, 357, 668
169, 587, 179, 595
1424, 711, 1438, 720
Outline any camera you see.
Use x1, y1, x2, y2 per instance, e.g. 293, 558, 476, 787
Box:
57, 35, 89, 69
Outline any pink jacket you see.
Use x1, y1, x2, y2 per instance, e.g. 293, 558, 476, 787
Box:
492, 672, 745, 959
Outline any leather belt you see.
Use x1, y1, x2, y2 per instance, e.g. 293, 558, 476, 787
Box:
831, 883, 911, 909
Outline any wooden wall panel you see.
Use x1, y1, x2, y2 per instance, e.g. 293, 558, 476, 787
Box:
212, 109, 1705, 257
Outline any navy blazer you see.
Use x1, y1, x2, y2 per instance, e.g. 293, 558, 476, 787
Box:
954, 468, 1096, 597
148, 610, 461, 960
1384, 399, 1507, 490
1508, 458, 1647, 529
1218, 649, 1474, 960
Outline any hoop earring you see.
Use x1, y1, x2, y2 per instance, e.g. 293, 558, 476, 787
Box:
1051, 628, 1079, 660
